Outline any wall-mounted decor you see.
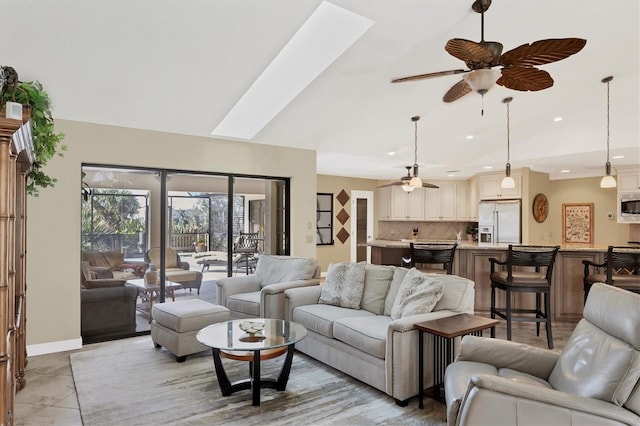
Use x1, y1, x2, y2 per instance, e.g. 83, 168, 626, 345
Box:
316, 193, 334, 245
562, 203, 593, 244
336, 189, 350, 206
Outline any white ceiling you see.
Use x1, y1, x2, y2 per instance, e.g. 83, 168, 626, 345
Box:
4, 0, 639, 182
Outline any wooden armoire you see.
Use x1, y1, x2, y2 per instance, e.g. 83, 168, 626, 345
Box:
0, 106, 33, 425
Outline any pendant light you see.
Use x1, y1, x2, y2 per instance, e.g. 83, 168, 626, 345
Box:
408, 115, 423, 189
501, 97, 515, 189
600, 76, 616, 188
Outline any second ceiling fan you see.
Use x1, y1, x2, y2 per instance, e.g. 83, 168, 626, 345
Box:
391, 0, 586, 103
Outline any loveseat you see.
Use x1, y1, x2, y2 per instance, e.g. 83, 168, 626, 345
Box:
444, 282, 640, 426
82, 250, 145, 280
284, 262, 475, 405
145, 247, 203, 293
217, 254, 321, 319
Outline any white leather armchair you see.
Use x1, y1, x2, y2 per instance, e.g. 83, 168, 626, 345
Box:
444, 282, 640, 426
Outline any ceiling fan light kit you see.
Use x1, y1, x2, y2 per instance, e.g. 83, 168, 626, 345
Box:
391, 0, 586, 109
600, 76, 617, 189
501, 96, 516, 189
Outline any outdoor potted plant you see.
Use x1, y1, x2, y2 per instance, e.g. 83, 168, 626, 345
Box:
195, 238, 206, 252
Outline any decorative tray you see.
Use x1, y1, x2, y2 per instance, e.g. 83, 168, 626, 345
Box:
239, 321, 265, 335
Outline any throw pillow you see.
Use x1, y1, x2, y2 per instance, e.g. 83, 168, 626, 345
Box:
319, 261, 366, 309
390, 268, 444, 320
384, 267, 409, 316
360, 264, 394, 314
256, 255, 318, 287
81, 261, 93, 282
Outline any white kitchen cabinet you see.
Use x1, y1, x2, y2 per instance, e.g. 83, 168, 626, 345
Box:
424, 182, 467, 221
478, 173, 521, 199
617, 170, 640, 192
376, 186, 391, 220
468, 177, 478, 220
390, 185, 424, 220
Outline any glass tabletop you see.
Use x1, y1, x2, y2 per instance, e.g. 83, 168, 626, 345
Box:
196, 319, 307, 351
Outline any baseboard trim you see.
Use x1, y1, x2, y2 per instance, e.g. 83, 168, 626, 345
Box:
27, 338, 83, 356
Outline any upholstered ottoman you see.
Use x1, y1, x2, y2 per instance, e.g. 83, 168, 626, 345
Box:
151, 299, 230, 362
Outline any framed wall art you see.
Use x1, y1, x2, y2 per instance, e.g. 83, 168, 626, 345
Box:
316, 193, 334, 245
562, 203, 594, 245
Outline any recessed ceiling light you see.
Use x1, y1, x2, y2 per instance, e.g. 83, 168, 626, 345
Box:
447, 173, 455, 177
553, 116, 563, 122
465, 135, 474, 140
483, 166, 493, 169
387, 151, 396, 156
211, 2, 375, 140
560, 169, 571, 173
612, 155, 625, 159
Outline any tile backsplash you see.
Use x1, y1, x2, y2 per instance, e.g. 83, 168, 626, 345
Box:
378, 221, 474, 241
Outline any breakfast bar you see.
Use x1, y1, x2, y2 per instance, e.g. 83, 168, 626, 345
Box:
368, 239, 611, 321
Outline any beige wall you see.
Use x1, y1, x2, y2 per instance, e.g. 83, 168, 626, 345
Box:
548, 176, 629, 245
316, 175, 379, 272
26, 120, 318, 347
524, 169, 552, 244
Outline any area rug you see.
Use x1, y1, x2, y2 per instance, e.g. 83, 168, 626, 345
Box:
71, 335, 446, 426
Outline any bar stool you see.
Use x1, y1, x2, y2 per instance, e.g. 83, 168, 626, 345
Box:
489, 244, 560, 349
404, 242, 457, 274
583, 245, 640, 302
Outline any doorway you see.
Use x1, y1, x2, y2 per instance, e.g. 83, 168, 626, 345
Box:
350, 190, 374, 263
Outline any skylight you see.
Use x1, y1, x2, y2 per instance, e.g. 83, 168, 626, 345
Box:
211, 1, 375, 140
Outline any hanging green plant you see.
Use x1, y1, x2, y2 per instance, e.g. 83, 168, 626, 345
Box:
1, 77, 66, 196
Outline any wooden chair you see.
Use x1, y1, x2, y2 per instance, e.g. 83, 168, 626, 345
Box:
489, 244, 560, 349
232, 232, 260, 275
583, 245, 640, 302
404, 242, 458, 274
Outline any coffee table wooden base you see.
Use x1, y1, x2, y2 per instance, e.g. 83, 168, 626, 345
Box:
211, 346, 294, 406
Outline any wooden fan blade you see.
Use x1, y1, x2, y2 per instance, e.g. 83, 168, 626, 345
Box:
443, 79, 472, 103
500, 38, 586, 67
445, 38, 493, 64
391, 69, 468, 83
496, 66, 553, 91
422, 182, 439, 189
377, 181, 406, 188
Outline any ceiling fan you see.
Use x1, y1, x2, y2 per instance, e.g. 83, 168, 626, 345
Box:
378, 116, 439, 191
391, 0, 586, 105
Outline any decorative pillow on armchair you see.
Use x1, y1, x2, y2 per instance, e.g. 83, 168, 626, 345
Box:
255, 255, 318, 286
319, 261, 366, 309
390, 268, 444, 320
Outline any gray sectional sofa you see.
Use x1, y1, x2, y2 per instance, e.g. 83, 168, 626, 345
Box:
284, 263, 475, 405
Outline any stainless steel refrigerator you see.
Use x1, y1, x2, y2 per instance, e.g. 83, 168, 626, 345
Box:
478, 200, 521, 245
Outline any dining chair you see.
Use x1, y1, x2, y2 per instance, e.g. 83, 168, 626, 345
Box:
489, 244, 560, 349
404, 242, 458, 274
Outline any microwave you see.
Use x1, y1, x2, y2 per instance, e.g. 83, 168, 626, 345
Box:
619, 193, 640, 222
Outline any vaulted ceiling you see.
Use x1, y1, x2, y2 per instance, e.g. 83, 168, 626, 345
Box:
4, 0, 639, 181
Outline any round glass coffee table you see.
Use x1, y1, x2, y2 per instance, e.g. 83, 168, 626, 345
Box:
196, 318, 307, 406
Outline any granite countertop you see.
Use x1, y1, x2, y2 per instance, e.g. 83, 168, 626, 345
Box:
367, 239, 611, 252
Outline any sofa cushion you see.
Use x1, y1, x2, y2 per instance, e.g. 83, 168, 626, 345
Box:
384, 267, 409, 316
333, 315, 390, 359
82, 279, 126, 289
319, 261, 367, 309
360, 264, 394, 314
147, 247, 180, 268
83, 250, 125, 271
390, 268, 444, 320
292, 304, 374, 339
432, 274, 475, 312
256, 255, 318, 287
81, 261, 93, 282
226, 292, 261, 317
163, 269, 200, 283
548, 319, 637, 404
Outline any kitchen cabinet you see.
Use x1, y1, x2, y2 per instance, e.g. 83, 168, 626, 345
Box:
425, 181, 470, 221
391, 185, 424, 220
468, 177, 478, 220
617, 168, 640, 192
376, 186, 391, 220
478, 172, 521, 199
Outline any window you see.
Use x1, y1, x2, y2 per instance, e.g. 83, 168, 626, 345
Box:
316, 193, 334, 245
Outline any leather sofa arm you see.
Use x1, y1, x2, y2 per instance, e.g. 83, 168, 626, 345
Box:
458, 374, 640, 426
216, 275, 261, 306
283, 286, 322, 320
456, 335, 559, 380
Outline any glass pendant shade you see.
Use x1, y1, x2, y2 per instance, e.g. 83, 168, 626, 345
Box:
463, 69, 499, 95
599, 76, 617, 188
501, 176, 515, 189
600, 175, 616, 188
401, 183, 415, 192
409, 175, 422, 188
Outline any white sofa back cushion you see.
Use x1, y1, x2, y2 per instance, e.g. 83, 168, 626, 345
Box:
432, 274, 476, 312
360, 264, 395, 314
390, 268, 444, 320
384, 267, 409, 316
319, 261, 366, 309
256, 255, 318, 287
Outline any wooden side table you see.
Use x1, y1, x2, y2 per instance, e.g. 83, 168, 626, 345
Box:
414, 314, 499, 409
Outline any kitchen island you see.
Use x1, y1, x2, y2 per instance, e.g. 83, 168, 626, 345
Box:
369, 239, 610, 321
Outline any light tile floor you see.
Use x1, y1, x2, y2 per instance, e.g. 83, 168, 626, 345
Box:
14, 320, 578, 426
